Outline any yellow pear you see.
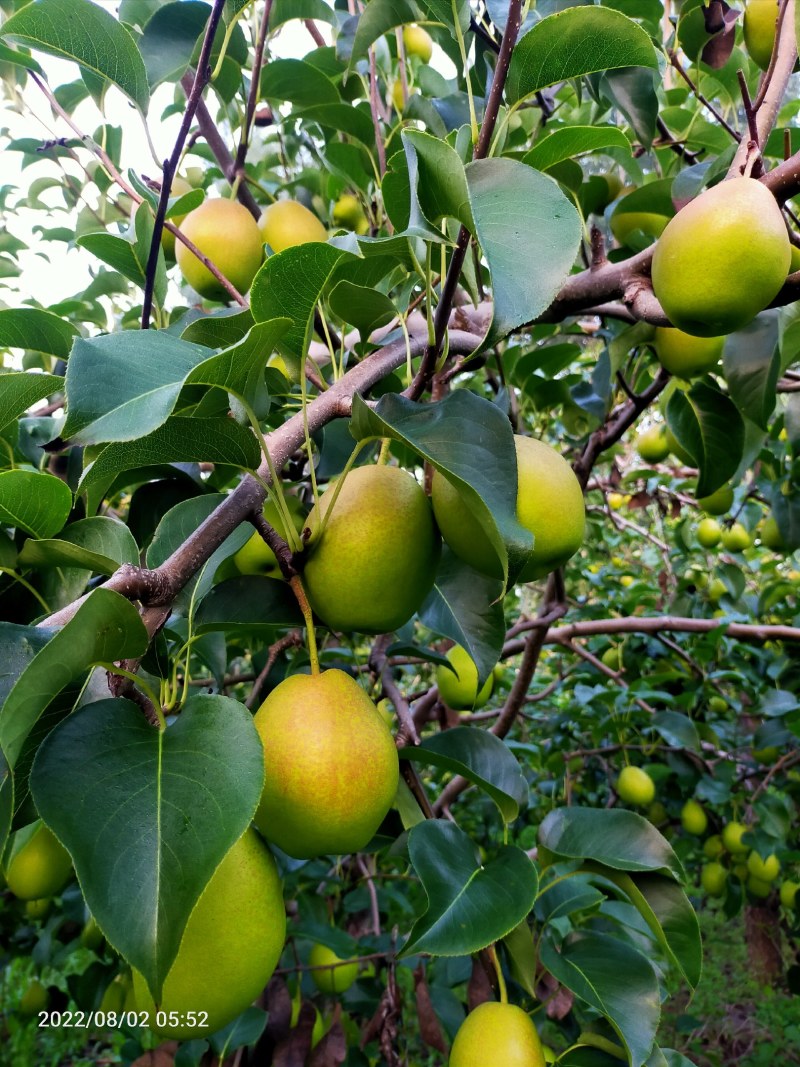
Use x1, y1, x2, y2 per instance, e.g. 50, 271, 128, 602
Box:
681, 799, 708, 835
402, 23, 433, 62
701, 862, 727, 897
652, 178, 790, 336
436, 645, 494, 710
253, 669, 400, 858
308, 943, 359, 994
636, 424, 670, 463
5, 822, 72, 901
654, 327, 724, 379
332, 193, 369, 234
449, 1001, 546, 1067
743, 0, 779, 69
259, 199, 328, 253
610, 210, 669, 246
431, 435, 585, 582
616, 765, 655, 807
303, 464, 439, 634
176, 198, 263, 299
133, 830, 285, 1039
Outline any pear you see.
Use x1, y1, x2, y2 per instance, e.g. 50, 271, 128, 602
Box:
654, 327, 724, 379
259, 199, 328, 252
253, 669, 399, 858
402, 24, 433, 62
303, 464, 439, 634
652, 178, 790, 337
308, 943, 359, 994
743, 0, 779, 69
5, 822, 72, 901
436, 645, 494, 710
176, 198, 263, 299
449, 1001, 546, 1067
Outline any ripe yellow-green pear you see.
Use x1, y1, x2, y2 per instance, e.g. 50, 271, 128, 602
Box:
681, 799, 708, 835
790, 244, 800, 273
308, 943, 359, 994
254, 669, 399, 858
431, 435, 585, 583
5, 823, 72, 901
698, 484, 733, 515
721, 820, 749, 855
708, 578, 728, 603
436, 645, 494, 710
654, 327, 725, 379
303, 465, 439, 634
747, 875, 772, 898
747, 851, 780, 881
133, 830, 285, 1039
651, 178, 790, 336
701, 862, 727, 897
697, 518, 722, 548
616, 765, 655, 807
620, 574, 634, 588
610, 209, 669, 246
449, 1001, 546, 1067
780, 880, 799, 908
752, 744, 780, 763
759, 514, 785, 550
709, 696, 728, 714
704, 834, 724, 860
259, 199, 328, 252
636, 424, 670, 463
332, 194, 369, 234
19, 980, 49, 1016
402, 23, 433, 62
608, 492, 625, 510
161, 175, 193, 258
743, 0, 779, 69
101, 974, 130, 1015
177, 198, 263, 299
391, 79, 405, 112
602, 646, 622, 671
721, 522, 751, 552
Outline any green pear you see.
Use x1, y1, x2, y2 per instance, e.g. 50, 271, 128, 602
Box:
701, 862, 727, 897
436, 645, 494, 710
4, 822, 72, 901
652, 178, 790, 337
254, 669, 399, 858
303, 464, 439, 634
654, 327, 724, 378
681, 799, 708, 835
259, 199, 328, 252
431, 435, 585, 582
743, 0, 779, 69
449, 1001, 546, 1067
308, 943, 359, 994
616, 765, 655, 807
698, 484, 733, 515
176, 198, 263, 300
636, 424, 670, 463
228, 496, 306, 576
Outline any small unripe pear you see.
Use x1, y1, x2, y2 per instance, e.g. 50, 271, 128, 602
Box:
616, 765, 655, 807
308, 943, 359, 994
436, 645, 493, 710
652, 178, 790, 337
402, 24, 433, 62
5, 822, 72, 901
681, 799, 708, 835
698, 484, 733, 515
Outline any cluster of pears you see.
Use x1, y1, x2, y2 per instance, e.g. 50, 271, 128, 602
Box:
699, 820, 794, 903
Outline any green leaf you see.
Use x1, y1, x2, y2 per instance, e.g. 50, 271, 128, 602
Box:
523, 126, 631, 172
401, 130, 473, 240
400, 727, 528, 823
138, 0, 211, 87
403, 821, 538, 957
328, 281, 395, 341
62, 331, 212, 445
30, 693, 265, 999
350, 390, 532, 588
0, 0, 150, 112
598, 869, 702, 991
666, 382, 745, 497
349, 0, 422, 68
77, 417, 261, 515
0, 470, 72, 539
261, 58, 340, 106
271, 0, 337, 30
0, 308, 78, 360
0, 40, 44, 75
180, 308, 255, 348
251, 245, 356, 360
76, 232, 150, 292
599, 67, 660, 150
418, 0, 469, 38
195, 575, 304, 634
540, 930, 660, 1067
506, 6, 659, 105
650, 710, 700, 752
0, 589, 148, 850
296, 103, 376, 146
723, 315, 780, 430
0, 372, 63, 433
18, 516, 139, 575
467, 157, 582, 348
539, 808, 685, 881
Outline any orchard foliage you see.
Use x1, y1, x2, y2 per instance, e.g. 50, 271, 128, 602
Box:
0, 0, 800, 1065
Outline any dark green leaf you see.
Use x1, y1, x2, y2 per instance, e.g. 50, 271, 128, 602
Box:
403, 821, 538, 956
400, 727, 528, 823
0, 308, 77, 360
0, 0, 150, 111
261, 58, 340, 106
723, 314, 780, 430
271, 0, 336, 29
139, 0, 210, 87
0, 372, 63, 433
76, 232, 149, 291
523, 126, 631, 172
0, 470, 72, 538
195, 575, 304, 634
18, 516, 139, 575
349, 0, 422, 68
328, 281, 395, 341
666, 382, 745, 497
30, 694, 265, 999
650, 711, 700, 752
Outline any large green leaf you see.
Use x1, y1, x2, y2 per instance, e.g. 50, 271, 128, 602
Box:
419, 550, 505, 687
138, 0, 211, 87
195, 576, 304, 634
523, 126, 631, 173
350, 391, 531, 588
540, 930, 660, 1067
0, 372, 63, 433
348, 0, 422, 67
539, 808, 685, 881
30, 694, 265, 999
0, 308, 77, 360
506, 6, 659, 104
403, 821, 538, 957
77, 416, 261, 515
722, 315, 780, 430
400, 727, 528, 823
0, 0, 150, 112
0, 470, 72, 539
18, 516, 139, 575
666, 382, 745, 497
261, 57, 340, 106
271, 0, 337, 30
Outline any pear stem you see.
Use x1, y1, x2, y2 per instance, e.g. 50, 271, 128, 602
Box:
488, 944, 508, 1004
290, 576, 320, 675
